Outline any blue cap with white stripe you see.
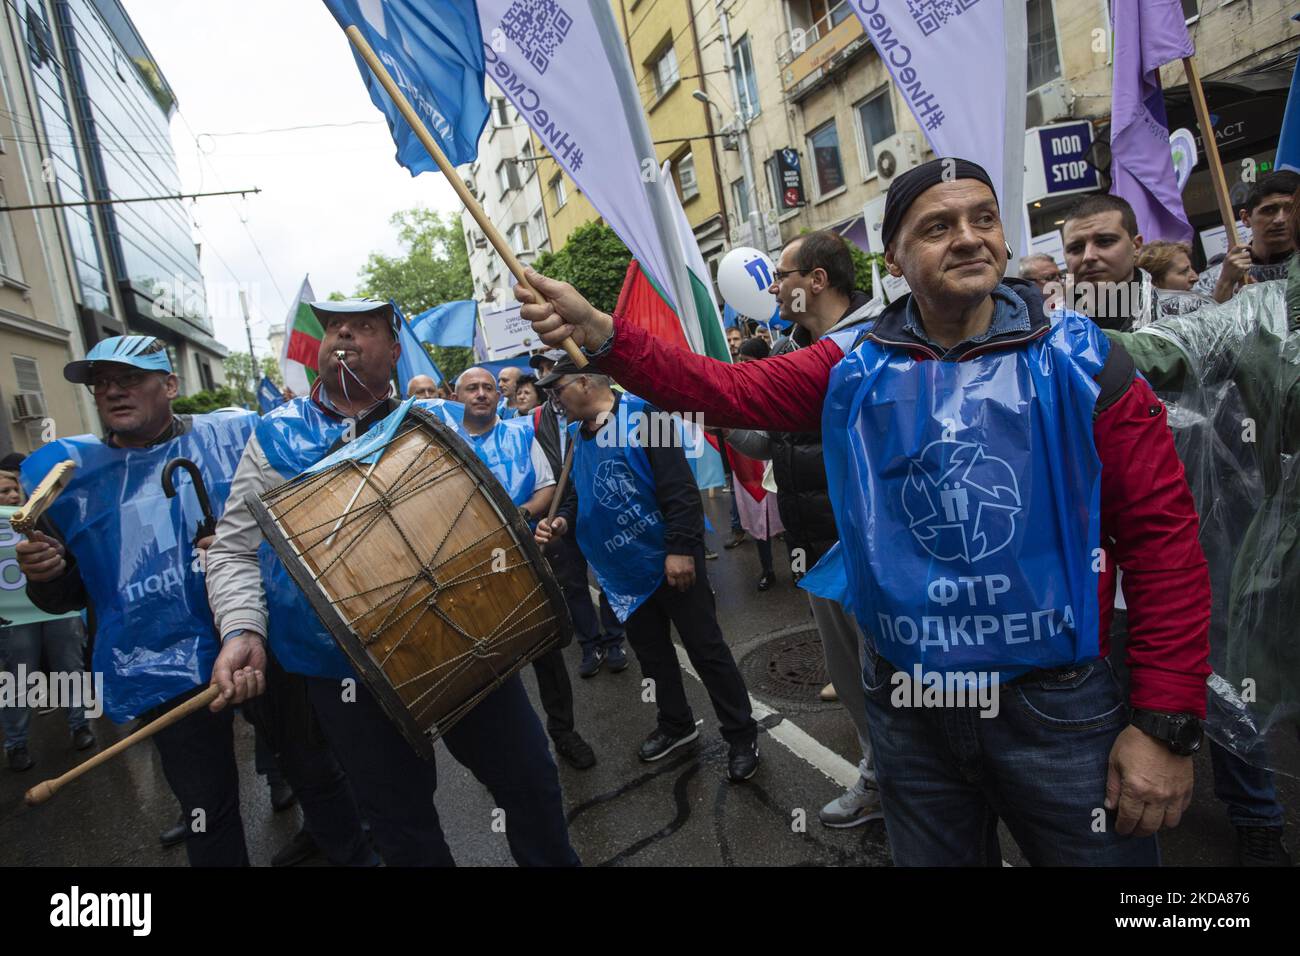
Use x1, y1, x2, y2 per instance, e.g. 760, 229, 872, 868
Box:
63, 335, 173, 384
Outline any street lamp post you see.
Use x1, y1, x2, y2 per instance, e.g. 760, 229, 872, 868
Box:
712, 1, 766, 250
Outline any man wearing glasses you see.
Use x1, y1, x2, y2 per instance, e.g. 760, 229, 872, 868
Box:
15, 335, 369, 867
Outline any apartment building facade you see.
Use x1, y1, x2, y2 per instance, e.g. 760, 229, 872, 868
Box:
0, 0, 229, 456
458, 81, 552, 312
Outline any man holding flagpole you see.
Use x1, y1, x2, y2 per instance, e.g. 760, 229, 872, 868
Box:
517, 158, 1213, 866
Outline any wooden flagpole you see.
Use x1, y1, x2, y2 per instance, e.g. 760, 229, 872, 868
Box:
344, 25, 587, 367
1182, 55, 1242, 248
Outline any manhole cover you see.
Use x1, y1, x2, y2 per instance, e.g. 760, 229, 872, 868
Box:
740, 629, 830, 703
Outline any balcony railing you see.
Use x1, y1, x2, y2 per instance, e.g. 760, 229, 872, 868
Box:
775, 2, 867, 98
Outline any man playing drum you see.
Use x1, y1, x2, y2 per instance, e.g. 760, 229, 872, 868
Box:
206, 299, 579, 866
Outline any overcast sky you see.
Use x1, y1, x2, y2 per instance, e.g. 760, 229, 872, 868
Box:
122, 0, 463, 357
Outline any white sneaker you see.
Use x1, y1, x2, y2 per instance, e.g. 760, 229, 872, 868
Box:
819, 777, 884, 828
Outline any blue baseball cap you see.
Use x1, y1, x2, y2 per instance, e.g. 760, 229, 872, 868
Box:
309, 298, 398, 335
64, 335, 173, 384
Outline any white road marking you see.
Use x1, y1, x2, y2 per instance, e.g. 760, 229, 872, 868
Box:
672, 645, 860, 790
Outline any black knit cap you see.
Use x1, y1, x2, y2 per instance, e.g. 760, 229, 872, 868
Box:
880, 157, 997, 250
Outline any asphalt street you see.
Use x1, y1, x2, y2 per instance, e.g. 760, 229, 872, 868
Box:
2, 493, 1297, 867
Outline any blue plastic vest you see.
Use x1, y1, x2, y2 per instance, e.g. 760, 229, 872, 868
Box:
20, 411, 257, 721
818, 310, 1107, 679
459, 418, 537, 507
572, 395, 667, 621
256, 398, 358, 679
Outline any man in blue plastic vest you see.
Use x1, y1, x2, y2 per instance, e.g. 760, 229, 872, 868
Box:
14, 336, 333, 866
453, 367, 596, 770
206, 300, 579, 866
517, 158, 1213, 866
532, 366, 760, 782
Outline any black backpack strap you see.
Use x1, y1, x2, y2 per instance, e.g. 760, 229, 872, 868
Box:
1093, 339, 1136, 419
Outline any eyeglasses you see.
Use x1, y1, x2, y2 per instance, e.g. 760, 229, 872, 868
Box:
771, 268, 810, 281
86, 370, 151, 395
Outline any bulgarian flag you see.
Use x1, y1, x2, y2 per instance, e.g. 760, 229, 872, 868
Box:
281, 276, 322, 394
613, 159, 773, 516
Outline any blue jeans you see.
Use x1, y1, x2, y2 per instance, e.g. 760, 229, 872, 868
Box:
0, 617, 89, 750
306, 673, 579, 866
860, 640, 1159, 866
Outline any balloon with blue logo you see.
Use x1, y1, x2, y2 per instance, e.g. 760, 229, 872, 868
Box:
717, 247, 778, 320
1168, 128, 1198, 192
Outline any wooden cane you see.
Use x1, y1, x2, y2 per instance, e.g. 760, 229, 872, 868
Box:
11, 460, 74, 535
24, 685, 222, 806
343, 25, 588, 368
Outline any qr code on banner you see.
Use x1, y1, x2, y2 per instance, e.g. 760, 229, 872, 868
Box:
907, 0, 984, 37
500, 0, 574, 75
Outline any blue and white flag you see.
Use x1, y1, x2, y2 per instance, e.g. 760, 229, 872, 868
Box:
394, 302, 446, 391
257, 376, 285, 414
410, 299, 477, 348
1278, 21, 1300, 173
322, 0, 489, 169
846, 0, 1027, 255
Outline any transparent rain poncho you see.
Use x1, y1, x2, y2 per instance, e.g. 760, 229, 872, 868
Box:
1118, 275, 1299, 771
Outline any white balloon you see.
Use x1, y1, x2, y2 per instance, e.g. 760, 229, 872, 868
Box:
717, 247, 777, 319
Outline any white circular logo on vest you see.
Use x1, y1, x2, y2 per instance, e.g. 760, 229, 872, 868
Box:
594, 460, 639, 511
901, 441, 1022, 563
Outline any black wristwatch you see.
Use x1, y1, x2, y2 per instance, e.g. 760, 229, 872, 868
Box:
1130, 708, 1203, 756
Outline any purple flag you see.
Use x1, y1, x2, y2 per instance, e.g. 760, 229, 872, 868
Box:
1109, 0, 1194, 242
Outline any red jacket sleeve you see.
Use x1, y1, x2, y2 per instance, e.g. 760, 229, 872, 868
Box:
597, 316, 840, 432
1095, 377, 1211, 717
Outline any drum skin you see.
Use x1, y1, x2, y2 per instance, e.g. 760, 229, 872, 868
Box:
249, 406, 571, 759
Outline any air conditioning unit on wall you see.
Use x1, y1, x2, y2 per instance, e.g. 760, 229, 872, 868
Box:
1027, 79, 1073, 127
873, 132, 924, 189
11, 391, 46, 421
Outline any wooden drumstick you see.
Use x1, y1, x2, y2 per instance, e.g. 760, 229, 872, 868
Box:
546, 439, 576, 524
324, 456, 381, 548
11, 460, 75, 535
24, 685, 221, 806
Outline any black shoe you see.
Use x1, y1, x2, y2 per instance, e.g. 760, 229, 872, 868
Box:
271, 826, 321, 867
638, 726, 699, 762
160, 813, 187, 848
552, 731, 597, 770
269, 778, 297, 812
704, 549, 719, 560
757, 572, 775, 591
1237, 825, 1292, 866
723, 530, 747, 549
71, 726, 95, 751
605, 643, 629, 673
578, 647, 606, 678
6, 746, 34, 772
727, 740, 760, 782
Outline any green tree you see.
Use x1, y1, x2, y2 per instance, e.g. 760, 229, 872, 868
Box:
355, 208, 473, 314
222, 353, 258, 404
531, 221, 631, 315
261, 355, 282, 387
174, 386, 240, 414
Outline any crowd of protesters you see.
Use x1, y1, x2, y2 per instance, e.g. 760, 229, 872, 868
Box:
3, 163, 1297, 868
